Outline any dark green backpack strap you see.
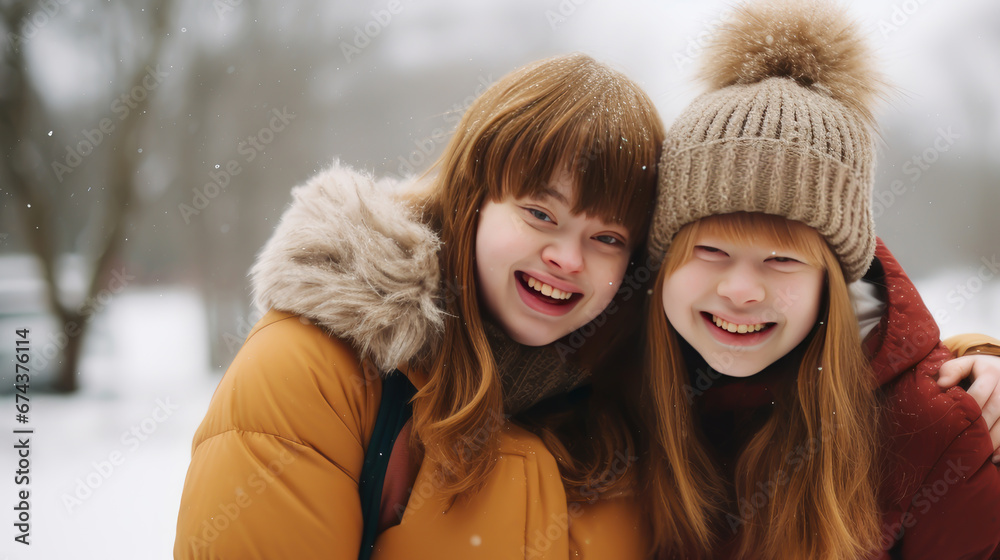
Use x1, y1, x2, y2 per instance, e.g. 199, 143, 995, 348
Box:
357, 369, 417, 560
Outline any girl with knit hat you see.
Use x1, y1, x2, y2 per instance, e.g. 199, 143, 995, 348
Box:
175, 53, 665, 559
639, 1, 1000, 558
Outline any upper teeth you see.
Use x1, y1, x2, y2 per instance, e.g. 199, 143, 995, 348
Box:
526, 275, 573, 300
712, 315, 766, 333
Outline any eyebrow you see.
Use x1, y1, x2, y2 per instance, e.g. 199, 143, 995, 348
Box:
539, 187, 570, 205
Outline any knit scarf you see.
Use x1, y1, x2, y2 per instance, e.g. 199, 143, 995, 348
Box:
482, 320, 592, 415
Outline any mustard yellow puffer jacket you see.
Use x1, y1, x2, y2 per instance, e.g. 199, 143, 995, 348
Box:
175, 311, 649, 559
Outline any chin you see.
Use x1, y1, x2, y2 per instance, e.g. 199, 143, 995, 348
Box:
506, 326, 560, 347
708, 360, 765, 378
716, 369, 761, 378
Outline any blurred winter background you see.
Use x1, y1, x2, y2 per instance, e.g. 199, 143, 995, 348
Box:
0, 0, 997, 557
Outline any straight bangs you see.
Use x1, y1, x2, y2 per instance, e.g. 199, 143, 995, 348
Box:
459, 53, 663, 243
666, 212, 833, 272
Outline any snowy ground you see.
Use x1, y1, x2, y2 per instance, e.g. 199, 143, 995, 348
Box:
1, 289, 217, 559
0, 276, 996, 559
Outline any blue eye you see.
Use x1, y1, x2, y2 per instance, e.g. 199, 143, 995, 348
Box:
528, 208, 553, 222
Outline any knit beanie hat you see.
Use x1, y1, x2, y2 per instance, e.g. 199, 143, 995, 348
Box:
648, 0, 884, 282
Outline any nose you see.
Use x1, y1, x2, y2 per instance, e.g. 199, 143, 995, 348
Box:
542, 237, 584, 273
716, 263, 765, 305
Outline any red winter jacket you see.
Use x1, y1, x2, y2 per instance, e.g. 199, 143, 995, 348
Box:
694, 241, 1000, 559
868, 241, 1000, 559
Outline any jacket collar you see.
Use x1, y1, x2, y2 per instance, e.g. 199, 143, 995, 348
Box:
250, 161, 444, 373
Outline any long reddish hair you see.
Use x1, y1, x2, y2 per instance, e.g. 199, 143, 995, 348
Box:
641, 212, 881, 559
405, 53, 665, 498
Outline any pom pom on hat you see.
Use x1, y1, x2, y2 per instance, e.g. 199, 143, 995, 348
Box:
701, 0, 883, 126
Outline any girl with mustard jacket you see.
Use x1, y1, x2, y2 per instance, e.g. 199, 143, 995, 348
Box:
174, 53, 665, 559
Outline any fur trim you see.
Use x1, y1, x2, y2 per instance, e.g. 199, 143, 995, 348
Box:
250, 161, 443, 371
702, 0, 883, 124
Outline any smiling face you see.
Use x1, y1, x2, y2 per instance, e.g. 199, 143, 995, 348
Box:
475, 171, 632, 346
661, 216, 826, 377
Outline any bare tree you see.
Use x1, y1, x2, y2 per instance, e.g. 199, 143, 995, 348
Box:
0, 0, 174, 392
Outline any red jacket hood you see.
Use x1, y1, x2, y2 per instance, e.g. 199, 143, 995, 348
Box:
864, 239, 941, 387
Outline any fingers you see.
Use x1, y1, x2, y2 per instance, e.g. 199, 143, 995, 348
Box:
966, 368, 999, 412
937, 355, 1000, 461
937, 355, 977, 388
968, 375, 1000, 462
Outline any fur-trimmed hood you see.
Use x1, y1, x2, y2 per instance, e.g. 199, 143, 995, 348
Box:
250, 162, 443, 372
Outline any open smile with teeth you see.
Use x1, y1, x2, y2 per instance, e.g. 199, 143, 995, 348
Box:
523, 273, 575, 300
710, 314, 771, 334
